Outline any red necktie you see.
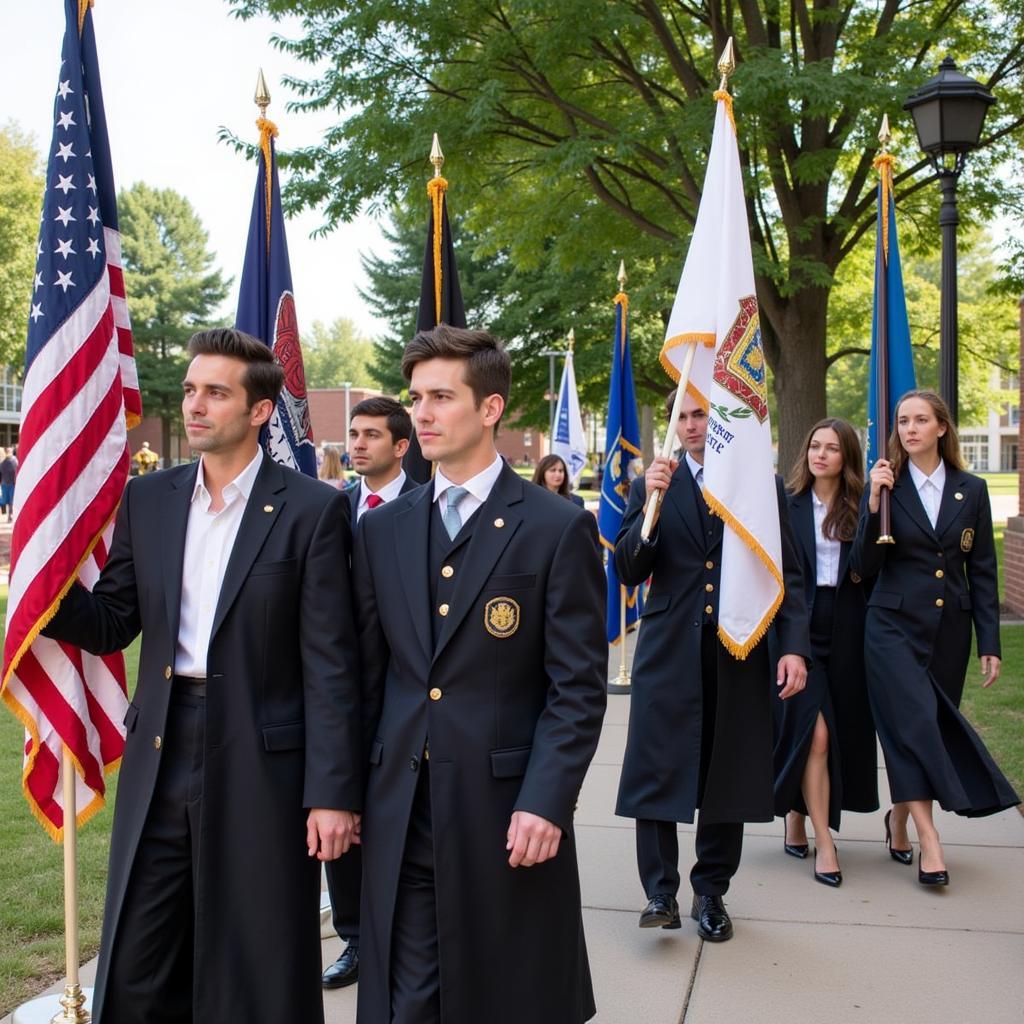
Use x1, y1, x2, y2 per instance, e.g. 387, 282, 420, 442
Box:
365, 493, 384, 509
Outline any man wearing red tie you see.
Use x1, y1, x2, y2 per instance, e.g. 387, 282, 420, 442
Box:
323, 395, 417, 989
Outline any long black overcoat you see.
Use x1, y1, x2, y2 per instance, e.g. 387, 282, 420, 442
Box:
353, 464, 607, 1024
772, 490, 878, 829
850, 463, 1018, 815
614, 467, 810, 825
45, 457, 362, 1023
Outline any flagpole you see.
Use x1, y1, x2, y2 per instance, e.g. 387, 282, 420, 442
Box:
614, 585, 631, 687
642, 40, 736, 542
54, 747, 89, 1023
641, 342, 697, 541
875, 116, 896, 545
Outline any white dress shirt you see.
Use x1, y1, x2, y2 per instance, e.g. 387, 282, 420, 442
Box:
175, 449, 263, 677
433, 454, 504, 529
355, 469, 407, 522
908, 459, 946, 530
811, 491, 841, 587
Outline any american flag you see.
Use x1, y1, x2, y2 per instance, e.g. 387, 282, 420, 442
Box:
0, 0, 140, 839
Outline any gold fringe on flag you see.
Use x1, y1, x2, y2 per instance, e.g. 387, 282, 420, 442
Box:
712, 90, 736, 134
257, 117, 279, 257
78, 0, 94, 35
427, 176, 448, 324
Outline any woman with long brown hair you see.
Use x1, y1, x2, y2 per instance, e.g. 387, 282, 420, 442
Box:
318, 445, 348, 490
852, 390, 1018, 886
774, 418, 878, 886
532, 453, 585, 507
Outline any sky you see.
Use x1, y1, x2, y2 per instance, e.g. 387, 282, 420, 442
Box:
1, 0, 392, 338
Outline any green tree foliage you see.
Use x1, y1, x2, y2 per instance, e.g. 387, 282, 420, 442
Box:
362, 207, 672, 429
303, 316, 375, 388
826, 230, 1019, 440
118, 183, 230, 463
0, 124, 44, 370
226, 0, 1023, 469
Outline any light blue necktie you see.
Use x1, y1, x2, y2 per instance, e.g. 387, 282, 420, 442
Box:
443, 486, 468, 540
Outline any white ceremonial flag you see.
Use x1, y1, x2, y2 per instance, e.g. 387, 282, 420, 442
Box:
658, 90, 782, 659
552, 350, 588, 485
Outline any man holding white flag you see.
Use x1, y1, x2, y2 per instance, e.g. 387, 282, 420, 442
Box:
552, 341, 588, 487
614, 45, 810, 944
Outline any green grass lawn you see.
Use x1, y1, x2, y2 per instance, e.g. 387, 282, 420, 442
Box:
0, 598, 139, 1017
979, 472, 1018, 496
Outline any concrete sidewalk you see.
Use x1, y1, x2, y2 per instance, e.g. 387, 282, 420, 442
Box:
318, 634, 1024, 1023
10, 634, 1023, 1024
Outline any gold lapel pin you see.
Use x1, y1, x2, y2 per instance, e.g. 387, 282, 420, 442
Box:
494, 517, 505, 528
954, 492, 964, 501
264, 504, 274, 513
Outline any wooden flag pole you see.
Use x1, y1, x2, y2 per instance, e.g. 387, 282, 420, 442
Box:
876, 115, 895, 545
53, 747, 90, 1023
614, 585, 631, 688
641, 341, 697, 540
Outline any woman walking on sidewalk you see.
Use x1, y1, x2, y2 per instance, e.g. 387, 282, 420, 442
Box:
852, 390, 1019, 886
774, 419, 878, 887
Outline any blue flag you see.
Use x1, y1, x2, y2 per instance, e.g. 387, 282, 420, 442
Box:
598, 291, 644, 644
867, 160, 916, 467
235, 120, 316, 477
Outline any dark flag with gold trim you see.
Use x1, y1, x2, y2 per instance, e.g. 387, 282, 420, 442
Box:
406, 149, 467, 482
598, 281, 644, 644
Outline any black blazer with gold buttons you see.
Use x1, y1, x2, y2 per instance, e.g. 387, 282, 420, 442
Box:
851, 462, 1000, 703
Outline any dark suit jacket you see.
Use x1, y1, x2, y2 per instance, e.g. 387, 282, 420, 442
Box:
614, 468, 810, 824
851, 463, 1000, 700
344, 473, 419, 523
354, 462, 606, 1024
44, 456, 361, 1024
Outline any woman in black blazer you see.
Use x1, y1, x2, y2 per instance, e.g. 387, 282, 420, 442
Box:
852, 389, 1018, 886
774, 418, 878, 886
533, 453, 585, 507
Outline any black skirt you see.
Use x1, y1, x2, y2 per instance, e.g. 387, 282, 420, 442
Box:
773, 587, 879, 829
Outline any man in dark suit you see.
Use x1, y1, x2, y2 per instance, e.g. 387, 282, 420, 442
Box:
614, 388, 810, 943
43, 329, 362, 1024
323, 395, 416, 990
354, 325, 607, 1024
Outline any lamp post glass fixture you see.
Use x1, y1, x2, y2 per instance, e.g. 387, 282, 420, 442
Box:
904, 57, 995, 424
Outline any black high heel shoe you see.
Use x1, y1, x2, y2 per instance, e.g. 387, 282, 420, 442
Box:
783, 824, 808, 860
884, 809, 913, 865
918, 851, 949, 887
813, 845, 842, 887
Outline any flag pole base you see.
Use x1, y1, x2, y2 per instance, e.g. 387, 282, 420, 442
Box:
11, 988, 92, 1024
608, 665, 632, 695
876, 535, 896, 545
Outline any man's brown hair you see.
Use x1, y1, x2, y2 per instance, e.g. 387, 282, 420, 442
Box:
186, 328, 284, 409
350, 396, 413, 444
401, 324, 510, 425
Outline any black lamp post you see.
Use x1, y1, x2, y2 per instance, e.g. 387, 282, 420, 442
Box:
904, 57, 995, 423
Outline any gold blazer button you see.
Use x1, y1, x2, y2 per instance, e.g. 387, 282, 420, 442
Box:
429, 687, 442, 701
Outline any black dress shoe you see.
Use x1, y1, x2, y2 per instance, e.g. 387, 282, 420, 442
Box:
322, 943, 359, 988
638, 894, 681, 929
784, 837, 809, 859
813, 846, 842, 888
918, 852, 949, 887
690, 894, 733, 942
884, 809, 913, 865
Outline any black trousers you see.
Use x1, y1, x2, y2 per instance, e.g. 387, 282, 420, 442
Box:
102, 689, 205, 1024
325, 844, 362, 945
390, 763, 440, 1024
636, 623, 743, 899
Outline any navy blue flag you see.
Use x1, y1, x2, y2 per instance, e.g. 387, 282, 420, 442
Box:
867, 156, 916, 467
235, 118, 316, 477
598, 289, 644, 644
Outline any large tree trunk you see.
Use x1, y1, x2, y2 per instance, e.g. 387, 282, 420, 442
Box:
767, 288, 829, 477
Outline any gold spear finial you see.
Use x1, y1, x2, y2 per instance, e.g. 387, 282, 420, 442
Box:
567, 327, 575, 353
878, 113, 892, 154
717, 38, 736, 92
255, 68, 271, 117
617, 260, 627, 289
430, 133, 445, 178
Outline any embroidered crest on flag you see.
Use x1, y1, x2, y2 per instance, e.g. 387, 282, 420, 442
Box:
713, 295, 768, 423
